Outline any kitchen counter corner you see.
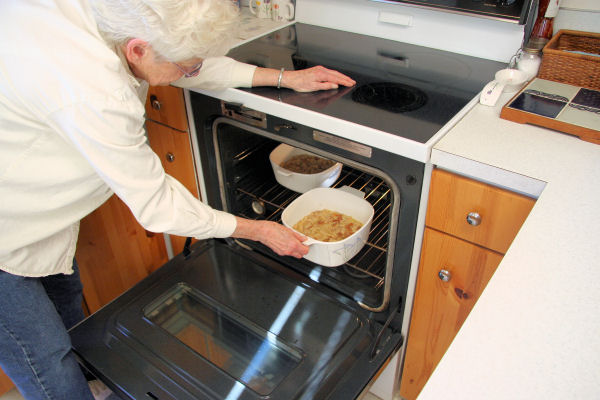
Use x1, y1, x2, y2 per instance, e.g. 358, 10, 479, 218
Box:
420, 91, 600, 399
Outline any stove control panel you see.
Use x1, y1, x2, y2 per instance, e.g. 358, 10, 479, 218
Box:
376, 0, 533, 23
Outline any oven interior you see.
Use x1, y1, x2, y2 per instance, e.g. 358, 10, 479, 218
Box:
190, 90, 424, 320
214, 122, 392, 309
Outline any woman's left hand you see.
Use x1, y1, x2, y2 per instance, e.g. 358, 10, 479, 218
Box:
252, 66, 356, 93
233, 217, 309, 259
282, 66, 356, 92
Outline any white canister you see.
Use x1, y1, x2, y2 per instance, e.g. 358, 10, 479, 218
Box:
249, 0, 271, 19
516, 38, 544, 80
272, 0, 294, 22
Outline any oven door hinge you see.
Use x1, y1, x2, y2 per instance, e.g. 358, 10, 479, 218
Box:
227, 238, 255, 252
370, 303, 402, 361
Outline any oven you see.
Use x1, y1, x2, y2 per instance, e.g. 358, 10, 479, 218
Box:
69, 94, 424, 400
69, 16, 507, 400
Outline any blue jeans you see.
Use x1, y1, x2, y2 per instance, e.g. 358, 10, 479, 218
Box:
0, 260, 95, 400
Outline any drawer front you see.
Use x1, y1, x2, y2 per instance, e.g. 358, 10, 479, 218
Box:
145, 85, 188, 132
426, 169, 535, 254
400, 228, 503, 400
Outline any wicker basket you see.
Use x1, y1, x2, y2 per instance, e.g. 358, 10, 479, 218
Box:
538, 29, 600, 90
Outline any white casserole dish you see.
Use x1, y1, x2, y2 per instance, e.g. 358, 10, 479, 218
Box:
281, 187, 374, 267
269, 144, 342, 193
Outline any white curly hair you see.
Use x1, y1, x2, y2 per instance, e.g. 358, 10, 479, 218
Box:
89, 0, 240, 61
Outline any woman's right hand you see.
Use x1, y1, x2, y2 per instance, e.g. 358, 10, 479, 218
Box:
233, 217, 309, 259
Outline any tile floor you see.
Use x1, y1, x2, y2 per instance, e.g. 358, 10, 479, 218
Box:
1, 387, 384, 400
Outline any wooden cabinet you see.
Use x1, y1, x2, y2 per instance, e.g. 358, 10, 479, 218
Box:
0, 369, 13, 397
144, 86, 200, 255
425, 169, 537, 254
145, 85, 189, 132
76, 195, 169, 313
399, 168, 536, 400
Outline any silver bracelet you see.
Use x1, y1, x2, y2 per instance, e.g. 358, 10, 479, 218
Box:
277, 67, 284, 89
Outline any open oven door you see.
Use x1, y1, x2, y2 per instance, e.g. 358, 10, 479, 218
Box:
70, 239, 403, 400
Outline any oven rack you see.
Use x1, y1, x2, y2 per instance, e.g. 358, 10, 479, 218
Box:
232, 166, 391, 286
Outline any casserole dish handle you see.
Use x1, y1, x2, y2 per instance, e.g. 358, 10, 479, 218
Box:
338, 185, 365, 198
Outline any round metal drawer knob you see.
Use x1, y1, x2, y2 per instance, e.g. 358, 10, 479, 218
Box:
438, 269, 452, 282
166, 152, 175, 162
150, 96, 161, 110
466, 211, 481, 226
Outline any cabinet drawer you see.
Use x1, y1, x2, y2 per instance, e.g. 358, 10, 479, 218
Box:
426, 169, 535, 254
145, 85, 188, 132
400, 228, 503, 400
146, 121, 198, 197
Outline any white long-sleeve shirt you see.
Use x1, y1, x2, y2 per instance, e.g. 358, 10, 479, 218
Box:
0, 0, 257, 277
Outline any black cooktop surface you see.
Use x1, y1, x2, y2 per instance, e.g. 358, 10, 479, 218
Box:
227, 23, 505, 144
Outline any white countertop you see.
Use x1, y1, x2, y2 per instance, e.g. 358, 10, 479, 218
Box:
419, 91, 600, 399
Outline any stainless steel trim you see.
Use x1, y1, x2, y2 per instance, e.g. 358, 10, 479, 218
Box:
369, 0, 521, 24
182, 89, 205, 205
313, 130, 373, 158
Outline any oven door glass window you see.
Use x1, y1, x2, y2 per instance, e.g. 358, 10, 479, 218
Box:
144, 283, 302, 396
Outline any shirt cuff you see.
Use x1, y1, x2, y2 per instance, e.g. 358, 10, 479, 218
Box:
229, 61, 257, 88
171, 57, 257, 90
206, 210, 238, 238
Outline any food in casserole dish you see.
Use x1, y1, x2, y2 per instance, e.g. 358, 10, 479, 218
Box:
280, 154, 336, 174
293, 209, 363, 242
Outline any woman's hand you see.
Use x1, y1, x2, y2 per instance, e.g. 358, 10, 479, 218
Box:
252, 66, 356, 93
233, 217, 309, 258
282, 66, 356, 92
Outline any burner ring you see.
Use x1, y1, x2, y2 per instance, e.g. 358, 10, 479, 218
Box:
352, 82, 428, 113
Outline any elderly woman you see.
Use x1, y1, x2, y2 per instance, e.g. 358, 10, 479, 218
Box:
0, 0, 355, 399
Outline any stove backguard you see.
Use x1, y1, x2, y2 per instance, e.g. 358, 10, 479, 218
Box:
191, 92, 423, 324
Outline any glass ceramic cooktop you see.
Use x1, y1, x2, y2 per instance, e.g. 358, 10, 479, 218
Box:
227, 23, 505, 144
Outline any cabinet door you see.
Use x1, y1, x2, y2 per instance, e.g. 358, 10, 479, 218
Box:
0, 368, 13, 396
146, 86, 188, 131
145, 86, 188, 132
76, 195, 168, 314
399, 228, 503, 400
426, 169, 535, 254
145, 120, 200, 255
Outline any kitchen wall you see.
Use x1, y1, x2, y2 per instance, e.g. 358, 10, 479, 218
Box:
295, 0, 525, 62
555, 0, 600, 33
